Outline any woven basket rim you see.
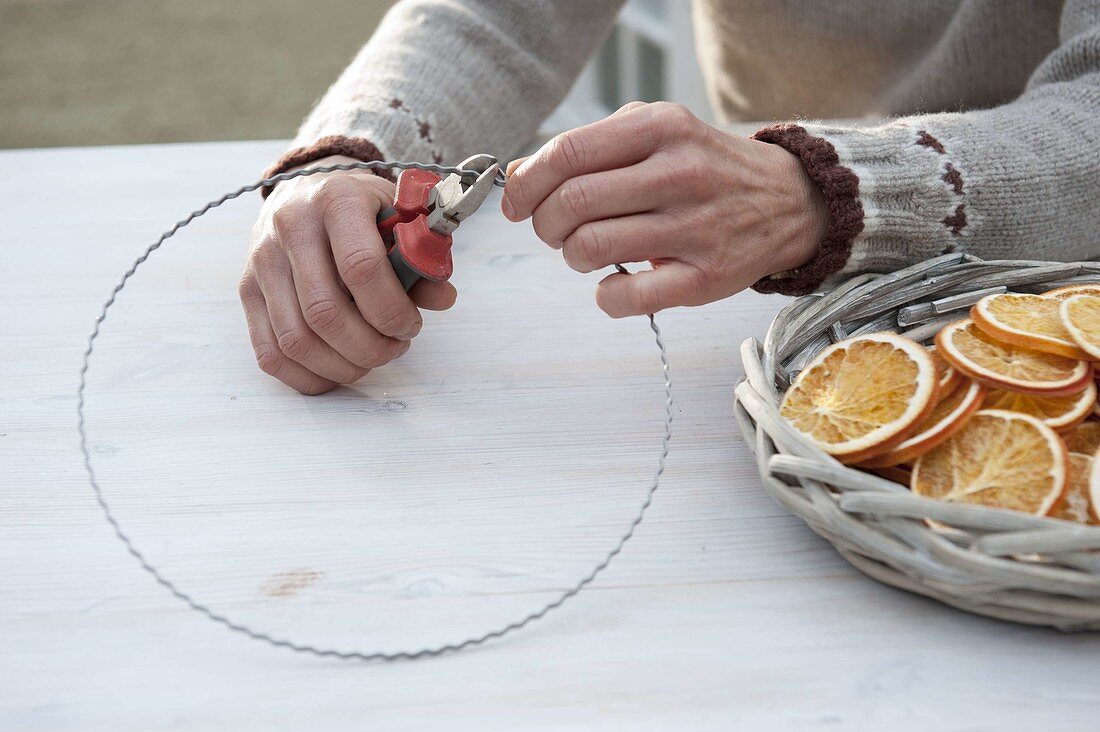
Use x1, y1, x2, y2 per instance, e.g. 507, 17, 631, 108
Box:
734, 255, 1100, 630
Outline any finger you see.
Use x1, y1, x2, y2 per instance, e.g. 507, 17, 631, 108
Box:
278, 213, 410, 369
595, 261, 711, 318
612, 101, 648, 116
409, 279, 458, 311
560, 214, 673, 274
502, 105, 662, 221
530, 164, 666, 247
504, 106, 642, 181
239, 274, 340, 395
318, 177, 424, 340
255, 254, 370, 384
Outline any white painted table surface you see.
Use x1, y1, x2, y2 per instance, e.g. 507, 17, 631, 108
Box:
2, 140, 1098, 732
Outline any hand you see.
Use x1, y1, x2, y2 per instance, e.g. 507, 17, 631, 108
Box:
500, 102, 827, 317
239, 155, 458, 395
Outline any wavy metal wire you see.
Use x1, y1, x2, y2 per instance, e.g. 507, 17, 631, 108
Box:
76, 159, 675, 662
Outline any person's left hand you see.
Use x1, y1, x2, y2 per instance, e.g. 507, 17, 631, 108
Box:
501, 101, 828, 317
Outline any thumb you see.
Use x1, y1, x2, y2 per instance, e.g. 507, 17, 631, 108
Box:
505, 156, 529, 176
409, 279, 458, 311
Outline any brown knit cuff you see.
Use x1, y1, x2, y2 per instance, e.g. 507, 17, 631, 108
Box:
260, 134, 395, 198
750, 124, 864, 295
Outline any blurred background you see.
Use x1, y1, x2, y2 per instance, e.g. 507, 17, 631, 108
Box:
0, 0, 710, 150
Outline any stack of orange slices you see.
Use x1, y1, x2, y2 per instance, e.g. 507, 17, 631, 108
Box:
779, 284, 1100, 523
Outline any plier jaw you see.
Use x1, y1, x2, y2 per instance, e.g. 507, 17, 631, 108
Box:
425, 154, 500, 235
376, 154, 500, 291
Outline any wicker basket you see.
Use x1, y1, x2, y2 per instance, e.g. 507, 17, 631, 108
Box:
733, 254, 1100, 630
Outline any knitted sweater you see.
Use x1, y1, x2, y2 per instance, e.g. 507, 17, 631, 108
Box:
270, 0, 1100, 296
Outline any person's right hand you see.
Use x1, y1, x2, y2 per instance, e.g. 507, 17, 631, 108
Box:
238, 155, 458, 395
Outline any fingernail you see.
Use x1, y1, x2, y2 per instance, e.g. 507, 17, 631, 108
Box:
501, 195, 516, 221
506, 158, 525, 175
397, 321, 422, 341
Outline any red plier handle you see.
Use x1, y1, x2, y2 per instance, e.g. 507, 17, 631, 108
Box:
376, 169, 453, 291
375, 156, 500, 292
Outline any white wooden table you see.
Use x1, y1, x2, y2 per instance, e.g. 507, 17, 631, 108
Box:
2, 141, 1098, 731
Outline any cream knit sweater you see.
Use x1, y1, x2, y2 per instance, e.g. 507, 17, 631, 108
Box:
270, 0, 1100, 295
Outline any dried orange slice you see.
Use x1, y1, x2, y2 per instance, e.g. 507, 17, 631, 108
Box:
1065, 420, 1100, 455
971, 293, 1089, 359
860, 380, 984, 467
779, 333, 939, 464
936, 319, 1091, 396
1060, 294, 1100, 360
912, 409, 1067, 515
928, 346, 963, 395
1048, 453, 1096, 523
981, 380, 1096, 432
1043, 283, 1100, 301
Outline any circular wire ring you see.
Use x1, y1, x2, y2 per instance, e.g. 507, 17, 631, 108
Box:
76, 160, 675, 662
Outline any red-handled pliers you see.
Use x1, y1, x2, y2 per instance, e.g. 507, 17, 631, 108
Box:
376, 154, 500, 291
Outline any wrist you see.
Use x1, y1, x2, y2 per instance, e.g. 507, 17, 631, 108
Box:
749, 123, 864, 295
264, 155, 372, 206
261, 134, 393, 198
769, 145, 828, 275
285, 154, 363, 173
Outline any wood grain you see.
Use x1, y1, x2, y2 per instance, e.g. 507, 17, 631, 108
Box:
2, 141, 1098, 731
